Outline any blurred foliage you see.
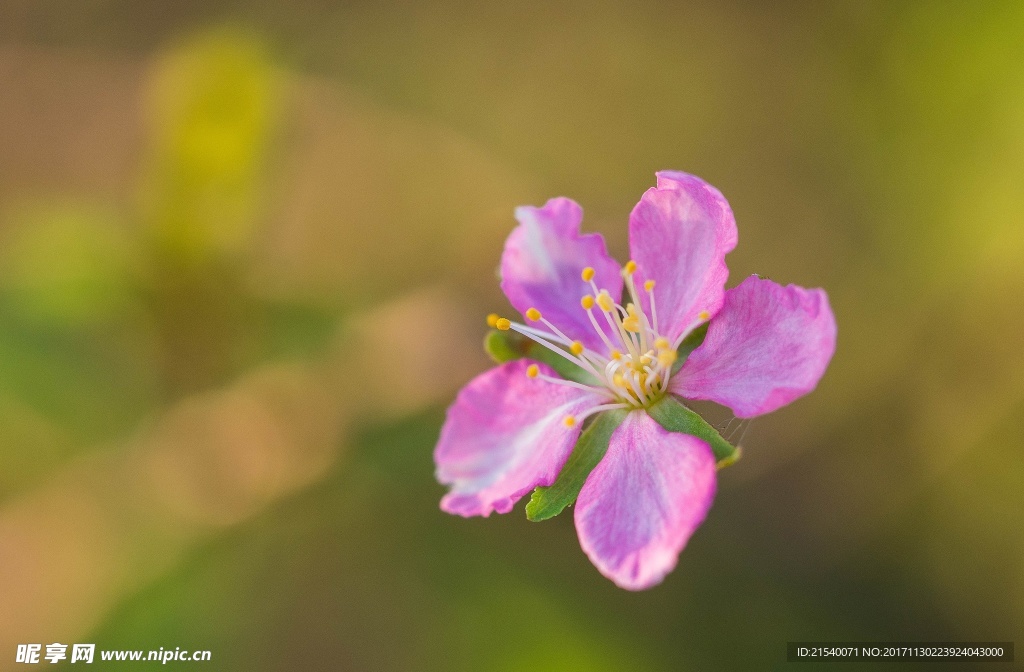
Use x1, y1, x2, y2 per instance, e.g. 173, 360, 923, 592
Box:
91, 410, 654, 671
0, 1, 1022, 671
0, 29, 337, 494
0, 204, 134, 326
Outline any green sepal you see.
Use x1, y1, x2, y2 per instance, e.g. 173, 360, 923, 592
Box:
483, 329, 596, 384
646, 395, 740, 466
483, 329, 521, 363
525, 408, 629, 521
671, 322, 708, 374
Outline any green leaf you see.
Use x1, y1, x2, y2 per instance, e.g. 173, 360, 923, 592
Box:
525, 408, 629, 521
646, 395, 740, 465
483, 329, 597, 384
672, 322, 708, 374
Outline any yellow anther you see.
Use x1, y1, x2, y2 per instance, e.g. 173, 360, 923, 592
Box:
495, 318, 511, 331
644, 279, 656, 292
564, 415, 577, 428
526, 307, 542, 321
654, 337, 670, 350
622, 316, 641, 333
640, 355, 652, 366
596, 292, 615, 312
526, 364, 539, 378
658, 350, 678, 367
623, 260, 637, 275
581, 267, 595, 282
486, 313, 500, 327
613, 374, 626, 388
570, 341, 584, 356
698, 311, 710, 321
580, 295, 595, 310
610, 349, 622, 360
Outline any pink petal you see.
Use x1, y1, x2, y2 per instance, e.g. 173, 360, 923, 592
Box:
435, 359, 606, 517
501, 197, 622, 353
672, 275, 837, 418
629, 171, 738, 342
574, 410, 717, 590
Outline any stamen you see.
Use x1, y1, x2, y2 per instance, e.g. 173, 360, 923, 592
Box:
641, 365, 658, 393
623, 273, 651, 354
671, 312, 715, 350
626, 373, 649, 405
508, 323, 579, 360
622, 304, 645, 335
564, 415, 577, 427
647, 282, 659, 333
574, 402, 631, 424
506, 322, 607, 383
612, 377, 638, 406
584, 303, 618, 353
535, 370, 611, 394
539, 316, 581, 352
486, 313, 500, 327
514, 322, 571, 346
597, 292, 638, 358
503, 259, 680, 409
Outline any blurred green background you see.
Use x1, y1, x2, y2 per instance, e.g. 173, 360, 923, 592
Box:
1, 1, 1022, 670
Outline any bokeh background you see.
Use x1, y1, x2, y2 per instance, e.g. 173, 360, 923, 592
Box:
1, 1, 1022, 670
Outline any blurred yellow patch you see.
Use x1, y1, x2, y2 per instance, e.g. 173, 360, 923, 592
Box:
142, 29, 281, 260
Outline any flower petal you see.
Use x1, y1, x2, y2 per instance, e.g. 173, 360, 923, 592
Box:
501, 197, 622, 353
435, 359, 606, 517
629, 171, 738, 342
574, 410, 717, 590
672, 275, 837, 418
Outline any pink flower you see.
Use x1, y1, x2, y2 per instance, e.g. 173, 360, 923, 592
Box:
434, 171, 837, 590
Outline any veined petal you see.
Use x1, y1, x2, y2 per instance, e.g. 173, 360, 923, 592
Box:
574, 410, 717, 590
629, 171, 738, 342
672, 275, 837, 418
501, 197, 622, 353
435, 359, 607, 517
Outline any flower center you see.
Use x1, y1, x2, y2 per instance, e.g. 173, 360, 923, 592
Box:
491, 261, 710, 421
